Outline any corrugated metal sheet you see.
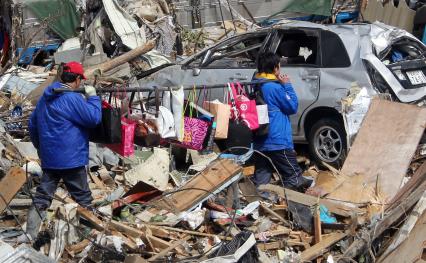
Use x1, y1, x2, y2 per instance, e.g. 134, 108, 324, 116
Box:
362, 0, 416, 32
173, 0, 295, 28
0, 244, 56, 263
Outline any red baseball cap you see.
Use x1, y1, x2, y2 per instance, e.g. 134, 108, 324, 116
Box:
63, 61, 87, 80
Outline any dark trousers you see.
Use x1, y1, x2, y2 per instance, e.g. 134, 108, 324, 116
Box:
33, 166, 93, 210
253, 149, 302, 188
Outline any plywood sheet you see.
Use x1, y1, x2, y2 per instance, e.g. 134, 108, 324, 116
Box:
0, 167, 27, 213
154, 159, 242, 212
329, 100, 426, 204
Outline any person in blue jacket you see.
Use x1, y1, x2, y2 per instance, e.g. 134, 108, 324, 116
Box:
252, 52, 312, 192
25, 61, 101, 240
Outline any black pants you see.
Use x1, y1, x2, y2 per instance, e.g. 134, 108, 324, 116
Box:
253, 149, 302, 188
33, 166, 93, 210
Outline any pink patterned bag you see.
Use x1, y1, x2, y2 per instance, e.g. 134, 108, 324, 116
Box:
177, 88, 210, 150
228, 82, 259, 130
181, 117, 209, 150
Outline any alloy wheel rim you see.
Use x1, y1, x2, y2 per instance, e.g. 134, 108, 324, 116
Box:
313, 126, 342, 163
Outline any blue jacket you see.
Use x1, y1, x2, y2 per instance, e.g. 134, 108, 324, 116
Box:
29, 82, 101, 169
253, 73, 298, 151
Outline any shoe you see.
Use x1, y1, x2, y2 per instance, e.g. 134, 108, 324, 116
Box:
26, 206, 46, 240
296, 177, 314, 192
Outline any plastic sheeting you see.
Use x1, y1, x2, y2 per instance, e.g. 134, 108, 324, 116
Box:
26, 0, 80, 40
284, 0, 332, 16
102, 0, 146, 49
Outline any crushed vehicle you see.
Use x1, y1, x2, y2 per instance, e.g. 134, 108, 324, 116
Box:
138, 20, 426, 167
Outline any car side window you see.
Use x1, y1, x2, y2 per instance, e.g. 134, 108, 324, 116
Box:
320, 30, 351, 68
275, 30, 320, 67
202, 33, 268, 69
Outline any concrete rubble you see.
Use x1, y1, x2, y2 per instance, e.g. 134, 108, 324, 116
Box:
0, 0, 425, 262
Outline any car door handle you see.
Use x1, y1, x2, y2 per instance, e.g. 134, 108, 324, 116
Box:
302, 75, 319, 80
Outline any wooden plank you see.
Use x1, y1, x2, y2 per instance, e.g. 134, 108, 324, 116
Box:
148, 235, 190, 261
109, 220, 144, 238
387, 161, 426, 211
258, 184, 362, 217
77, 207, 105, 231
380, 191, 426, 259
146, 235, 171, 252
301, 232, 347, 262
377, 210, 426, 263
330, 100, 426, 203
313, 207, 323, 263
260, 203, 290, 226
343, 178, 426, 259
257, 240, 307, 251
66, 239, 90, 256
144, 224, 233, 240
89, 172, 107, 190
154, 159, 242, 212
314, 207, 322, 244
0, 167, 27, 213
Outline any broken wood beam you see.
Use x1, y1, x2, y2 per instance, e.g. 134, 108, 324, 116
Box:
109, 220, 144, 238
77, 207, 106, 231
260, 203, 290, 226
343, 176, 426, 260
85, 40, 155, 78
314, 206, 322, 244
301, 232, 347, 262
257, 240, 307, 251
258, 184, 362, 217
66, 239, 90, 256
148, 235, 190, 261
144, 224, 233, 240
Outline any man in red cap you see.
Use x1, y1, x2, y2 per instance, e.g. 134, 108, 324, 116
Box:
23, 61, 101, 241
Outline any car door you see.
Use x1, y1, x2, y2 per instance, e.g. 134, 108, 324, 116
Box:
269, 28, 321, 137
178, 30, 272, 101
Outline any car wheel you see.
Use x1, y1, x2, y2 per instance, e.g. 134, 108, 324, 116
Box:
308, 118, 347, 168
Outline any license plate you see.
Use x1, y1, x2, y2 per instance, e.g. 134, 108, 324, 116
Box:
406, 70, 426, 85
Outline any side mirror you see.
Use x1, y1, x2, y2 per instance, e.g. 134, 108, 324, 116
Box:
192, 68, 201, 76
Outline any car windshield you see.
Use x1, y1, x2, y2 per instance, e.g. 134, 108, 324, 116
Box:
183, 31, 269, 68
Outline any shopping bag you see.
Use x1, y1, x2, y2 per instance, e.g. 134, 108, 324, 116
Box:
106, 117, 136, 157
176, 87, 209, 150
181, 116, 210, 150
203, 100, 230, 139
228, 83, 259, 130
89, 101, 122, 144
162, 86, 184, 141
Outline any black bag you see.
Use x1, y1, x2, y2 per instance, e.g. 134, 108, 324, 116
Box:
89, 106, 122, 144
249, 82, 271, 137
216, 120, 253, 155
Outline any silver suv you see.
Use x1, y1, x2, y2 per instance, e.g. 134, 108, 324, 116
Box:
138, 21, 426, 167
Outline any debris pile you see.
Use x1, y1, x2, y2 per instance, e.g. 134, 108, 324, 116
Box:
0, 96, 423, 262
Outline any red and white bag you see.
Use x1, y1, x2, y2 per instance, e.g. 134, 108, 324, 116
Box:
227, 82, 259, 130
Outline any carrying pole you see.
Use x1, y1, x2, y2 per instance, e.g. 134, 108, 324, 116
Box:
53, 80, 275, 94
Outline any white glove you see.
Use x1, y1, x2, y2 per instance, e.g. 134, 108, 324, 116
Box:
84, 85, 97, 97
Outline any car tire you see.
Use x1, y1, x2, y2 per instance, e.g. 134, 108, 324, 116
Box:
308, 118, 347, 168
